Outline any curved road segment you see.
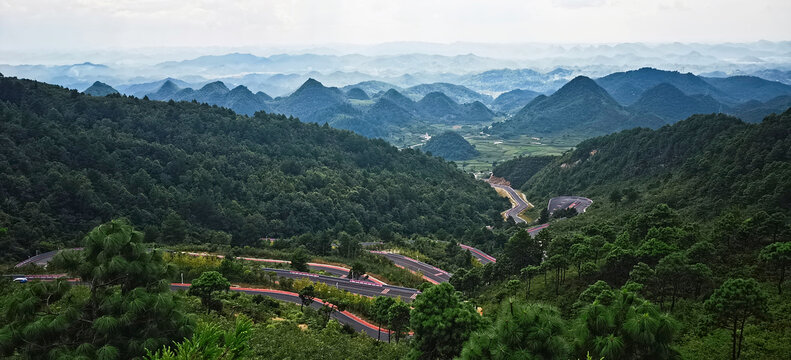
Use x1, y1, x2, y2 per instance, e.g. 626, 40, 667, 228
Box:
488, 183, 530, 224
548, 196, 593, 214
369, 251, 451, 284
261, 267, 420, 302
170, 285, 402, 341
11, 276, 400, 342
14, 250, 416, 302
182, 252, 388, 285
459, 244, 496, 264
15, 248, 83, 268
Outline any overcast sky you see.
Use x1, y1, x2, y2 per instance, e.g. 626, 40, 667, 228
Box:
1, 0, 789, 51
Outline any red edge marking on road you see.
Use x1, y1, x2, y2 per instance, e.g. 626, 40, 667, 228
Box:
307, 262, 387, 285
458, 244, 497, 263
242, 257, 289, 264
397, 254, 448, 276
392, 264, 439, 284
527, 223, 550, 233
17, 274, 69, 279
172, 284, 412, 335
185, 252, 389, 286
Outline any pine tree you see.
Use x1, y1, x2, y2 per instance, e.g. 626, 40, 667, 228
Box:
188, 271, 231, 312
575, 288, 678, 359
460, 300, 570, 360
0, 219, 194, 359
408, 283, 481, 359
704, 278, 768, 360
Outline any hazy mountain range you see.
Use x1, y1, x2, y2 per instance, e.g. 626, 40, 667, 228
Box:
78, 66, 791, 142
2, 41, 789, 97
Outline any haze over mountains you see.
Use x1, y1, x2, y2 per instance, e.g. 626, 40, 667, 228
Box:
3, 42, 790, 146
3, 41, 790, 96
79, 66, 791, 144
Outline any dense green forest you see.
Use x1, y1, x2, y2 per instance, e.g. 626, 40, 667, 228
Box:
491, 155, 555, 188
487, 76, 665, 137
0, 76, 507, 262
421, 131, 480, 161
522, 111, 791, 216
2, 74, 790, 360
456, 110, 791, 360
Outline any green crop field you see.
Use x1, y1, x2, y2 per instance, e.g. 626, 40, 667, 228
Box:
456, 133, 581, 173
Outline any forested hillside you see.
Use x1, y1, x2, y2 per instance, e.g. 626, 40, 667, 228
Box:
457, 110, 791, 360
487, 76, 665, 137
0, 76, 507, 261
522, 110, 791, 216
491, 155, 556, 189
421, 131, 480, 161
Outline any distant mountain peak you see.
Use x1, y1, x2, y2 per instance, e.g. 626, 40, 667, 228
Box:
158, 80, 180, 92
554, 76, 614, 101
200, 81, 229, 93
419, 91, 457, 105
229, 85, 252, 93
84, 81, 119, 96
563, 75, 600, 89
346, 87, 369, 100
643, 82, 686, 96
383, 88, 406, 97
296, 78, 324, 91
629, 82, 723, 122
422, 131, 479, 161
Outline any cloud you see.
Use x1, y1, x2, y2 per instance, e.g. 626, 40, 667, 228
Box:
553, 0, 607, 8
0, 0, 789, 51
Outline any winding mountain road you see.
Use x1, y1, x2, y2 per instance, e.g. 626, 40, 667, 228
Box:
369, 251, 451, 284
260, 267, 420, 302
182, 252, 388, 285
170, 285, 398, 341
14, 248, 82, 268
9, 275, 400, 341
488, 182, 531, 224
459, 244, 496, 264
548, 196, 593, 214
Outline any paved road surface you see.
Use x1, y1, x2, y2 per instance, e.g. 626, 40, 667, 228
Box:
15, 248, 83, 268
488, 182, 530, 224
182, 252, 388, 285
548, 196, 593, 215
171, 285, 399, 341
370, 251, 451, 284
197, 286, 401, 340
526, 223, 550, 237
261, 267, 420, 302
16, 276, 406, 341
17, 277, 397, 341
459, 244, 496, 264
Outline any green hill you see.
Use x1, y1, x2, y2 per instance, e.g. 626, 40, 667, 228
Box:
491, 89, 541, 114
488, 76, 664, 137
147, 81, 272, 115
404, 82, 492, 105
272, 78, 349, 122
731, 95, 791, 123
628, 83, 724, 122
0, 76, 507, 261
596, 67, 724, 105
491, 155, 556, 189
345, 87, 370, 100
417, 92, 463, 119
703, 75, 791, 103
380, 89, 419, 114
522, 110, 791, 216
149, 79, 182, 100
83, 81, 119, 96
421, 131, 480, 161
